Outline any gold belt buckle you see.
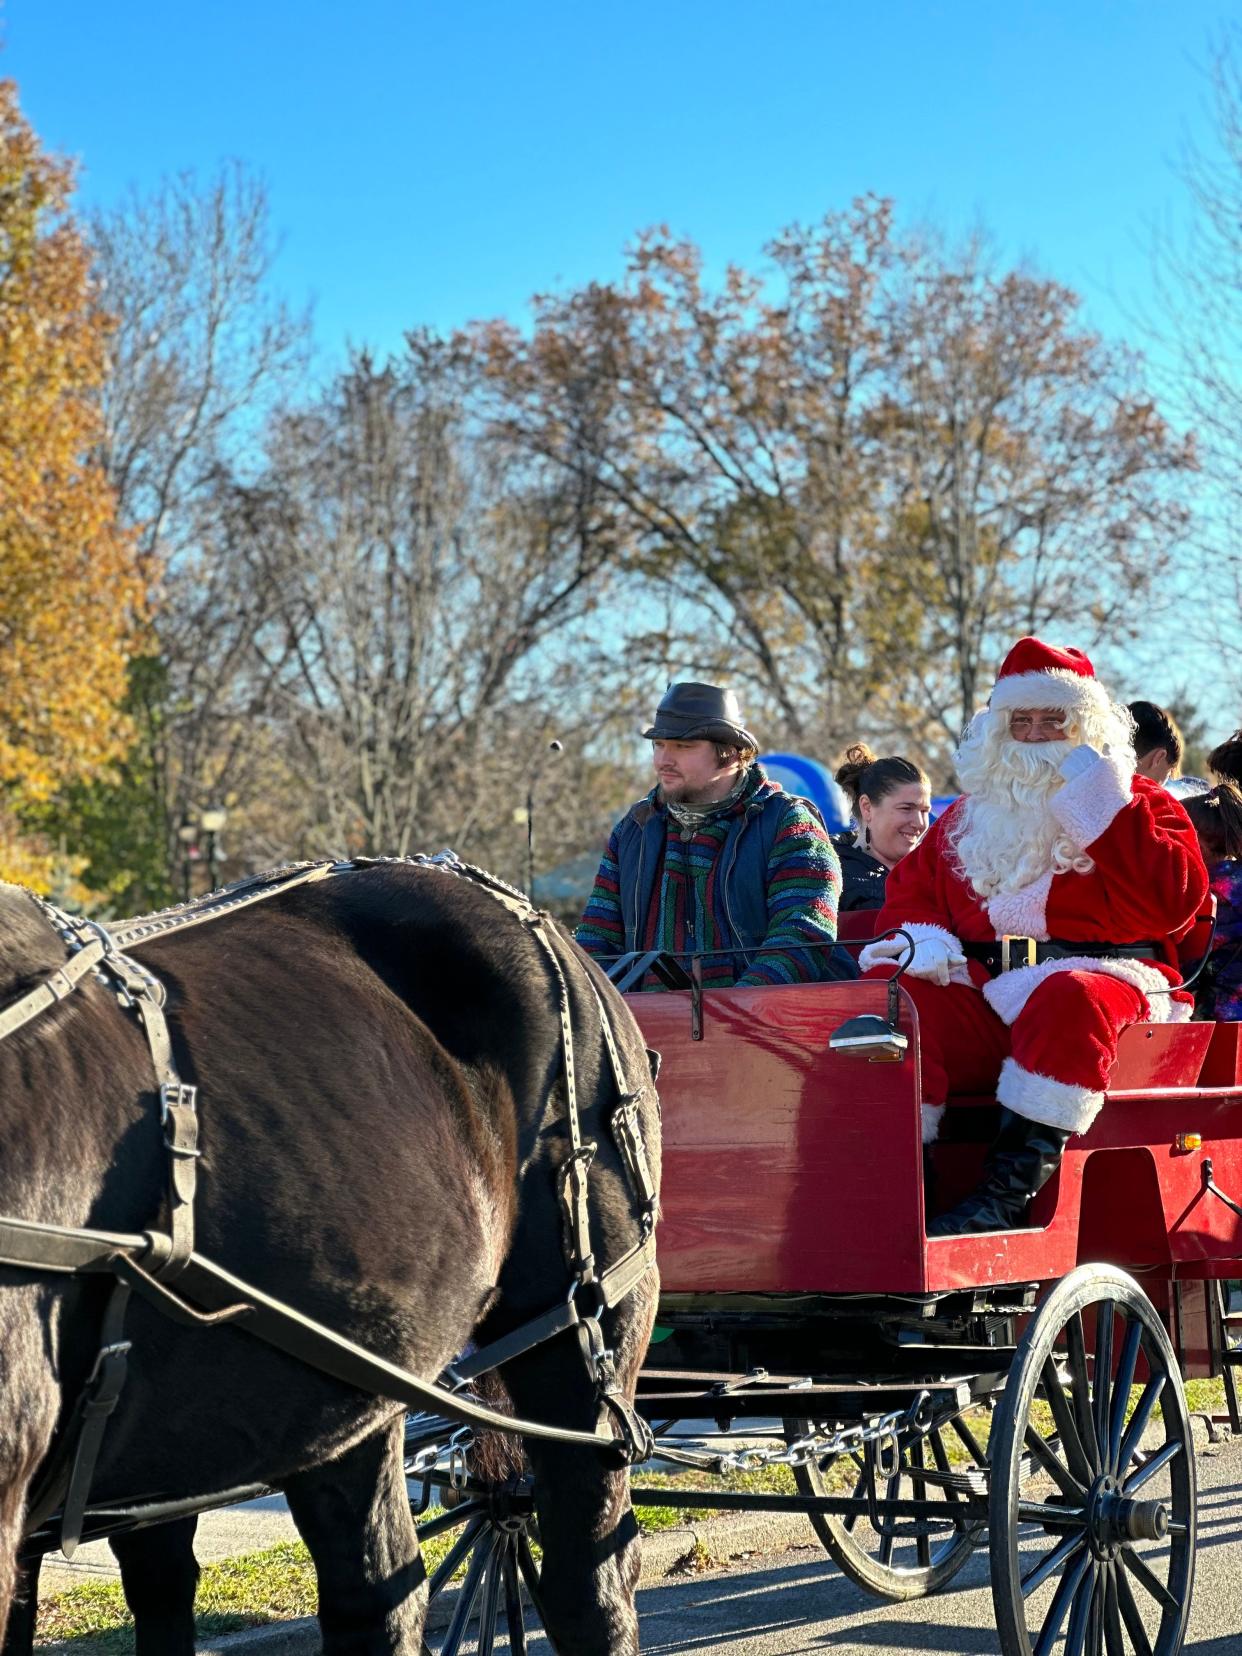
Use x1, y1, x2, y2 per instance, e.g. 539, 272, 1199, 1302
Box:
1001, 936, 1036, 972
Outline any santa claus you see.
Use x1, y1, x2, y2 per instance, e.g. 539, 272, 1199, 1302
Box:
861, 637, 1209, 1236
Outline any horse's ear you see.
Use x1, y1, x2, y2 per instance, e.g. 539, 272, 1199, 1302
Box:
645, 1047, 662, 1083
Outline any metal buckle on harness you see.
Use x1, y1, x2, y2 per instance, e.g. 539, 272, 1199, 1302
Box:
1001, 935, 1037, 973
84, 1339, 133, 1386
160, 1082, 199, 1132
559, 1143, 597, 1281
569, 1275, 606, 1322
44, 968, 77, 1003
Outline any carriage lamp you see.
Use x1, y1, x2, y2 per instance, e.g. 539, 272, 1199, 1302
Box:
829, 1013, 909, 1062
830, 963, 909, 1061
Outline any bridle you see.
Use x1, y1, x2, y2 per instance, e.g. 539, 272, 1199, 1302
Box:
0, 854, 658, 1554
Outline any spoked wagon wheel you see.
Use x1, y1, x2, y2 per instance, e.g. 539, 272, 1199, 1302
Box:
783, 1403, 989, 1600
988, 1264, 1196, 1656
417, 1478, 544, 1656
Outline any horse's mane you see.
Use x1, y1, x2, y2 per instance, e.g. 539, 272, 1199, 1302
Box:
0, 885, 61, 987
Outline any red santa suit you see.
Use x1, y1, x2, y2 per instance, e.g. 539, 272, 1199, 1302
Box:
861, 642, 1209, 1143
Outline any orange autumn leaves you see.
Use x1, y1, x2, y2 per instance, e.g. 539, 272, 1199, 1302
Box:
0, 80, 145, 889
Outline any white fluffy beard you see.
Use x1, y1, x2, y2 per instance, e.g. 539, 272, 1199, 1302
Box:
949, 717, 1095, 898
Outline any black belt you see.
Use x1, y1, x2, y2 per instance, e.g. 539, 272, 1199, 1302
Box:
961, 938, 1161, 977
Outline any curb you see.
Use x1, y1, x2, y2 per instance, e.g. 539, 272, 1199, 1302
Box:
195, 1511, 820, 1655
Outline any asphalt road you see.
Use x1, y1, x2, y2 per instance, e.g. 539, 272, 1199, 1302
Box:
539, 1431, 1242, 1656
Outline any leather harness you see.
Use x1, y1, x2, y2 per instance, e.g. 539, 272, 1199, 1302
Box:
0, 854, 658, 1554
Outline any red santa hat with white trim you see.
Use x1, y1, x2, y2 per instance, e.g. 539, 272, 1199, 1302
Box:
988, 636, 1110, 720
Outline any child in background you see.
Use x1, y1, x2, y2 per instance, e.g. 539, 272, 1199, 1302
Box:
1182, 781, 1242, 1020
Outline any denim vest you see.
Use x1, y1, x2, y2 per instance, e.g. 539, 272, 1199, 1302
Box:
613, 790, 785, 959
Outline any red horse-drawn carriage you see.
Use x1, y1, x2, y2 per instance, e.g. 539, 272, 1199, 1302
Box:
615, 916, 1242, 1656
8, 866, 1241, 1656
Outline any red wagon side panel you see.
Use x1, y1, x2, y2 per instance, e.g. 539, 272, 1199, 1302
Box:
632, 975, 1242, 1300
630, 981, 931, 1295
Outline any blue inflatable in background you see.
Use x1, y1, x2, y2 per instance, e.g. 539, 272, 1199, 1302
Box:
759, 753, 851, 832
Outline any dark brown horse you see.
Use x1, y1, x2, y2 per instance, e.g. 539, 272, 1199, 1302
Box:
0, 861, 659, 1653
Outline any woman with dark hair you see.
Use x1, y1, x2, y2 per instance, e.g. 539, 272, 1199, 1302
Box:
832, 743, 932, 910
1182, 781, 1242, 1020
1209, 730, 1242, 789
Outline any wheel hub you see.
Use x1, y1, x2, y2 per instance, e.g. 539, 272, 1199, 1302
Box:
487, 1478, 536, 1532
1086, 1473, 1169, 1559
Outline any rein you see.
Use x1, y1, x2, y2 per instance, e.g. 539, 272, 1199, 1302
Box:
0, 854, 658, 1553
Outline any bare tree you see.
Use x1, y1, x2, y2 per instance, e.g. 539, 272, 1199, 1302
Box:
874, 239, 1196, 760
92, 162, 309, 562
87, 165, 312, 883
228, 354, 624, 860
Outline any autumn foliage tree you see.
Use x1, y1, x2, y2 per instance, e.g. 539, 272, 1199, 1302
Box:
0, 80, 144, 892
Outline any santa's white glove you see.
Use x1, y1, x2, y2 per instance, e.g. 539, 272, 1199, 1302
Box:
1052, 742, 1132, 847
859, 931, 961, 985
907, 932, 960, 986
1058, 744, 1102, 783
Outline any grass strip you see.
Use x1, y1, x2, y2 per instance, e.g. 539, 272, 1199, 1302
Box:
36, 1527, 459, 1653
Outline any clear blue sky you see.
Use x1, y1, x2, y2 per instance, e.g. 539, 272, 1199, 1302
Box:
2, 0, 1227, 364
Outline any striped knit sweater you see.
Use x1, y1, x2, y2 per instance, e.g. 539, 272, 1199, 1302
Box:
576, 767, 843, 987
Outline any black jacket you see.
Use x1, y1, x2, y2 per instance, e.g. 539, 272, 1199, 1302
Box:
832, 829, 890, 912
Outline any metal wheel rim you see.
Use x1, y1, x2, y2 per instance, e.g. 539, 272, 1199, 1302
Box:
988, 1264, 1196, 1656
786, 1409, 986, 1600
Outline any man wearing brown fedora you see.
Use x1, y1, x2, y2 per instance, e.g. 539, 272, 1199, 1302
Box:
576, 682, 847, 988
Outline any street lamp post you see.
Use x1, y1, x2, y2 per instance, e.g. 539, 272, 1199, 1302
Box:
177, 815, 198, 903
524, 740, 563, 897
200, 805, 228, 893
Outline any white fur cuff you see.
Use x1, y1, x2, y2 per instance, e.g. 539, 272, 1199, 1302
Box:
858, 936, 904, 972
1050, 751, 1132, 849
996, 1056, 1103, 1135
922, 1103, 946, 1145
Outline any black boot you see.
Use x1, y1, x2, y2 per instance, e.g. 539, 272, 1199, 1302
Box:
925, 1109, 1070, 1237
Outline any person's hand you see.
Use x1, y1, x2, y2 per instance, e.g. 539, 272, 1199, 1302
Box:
1058, 744, 1102, 783
860, 931, 960, 984
908, 932, 960, 985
